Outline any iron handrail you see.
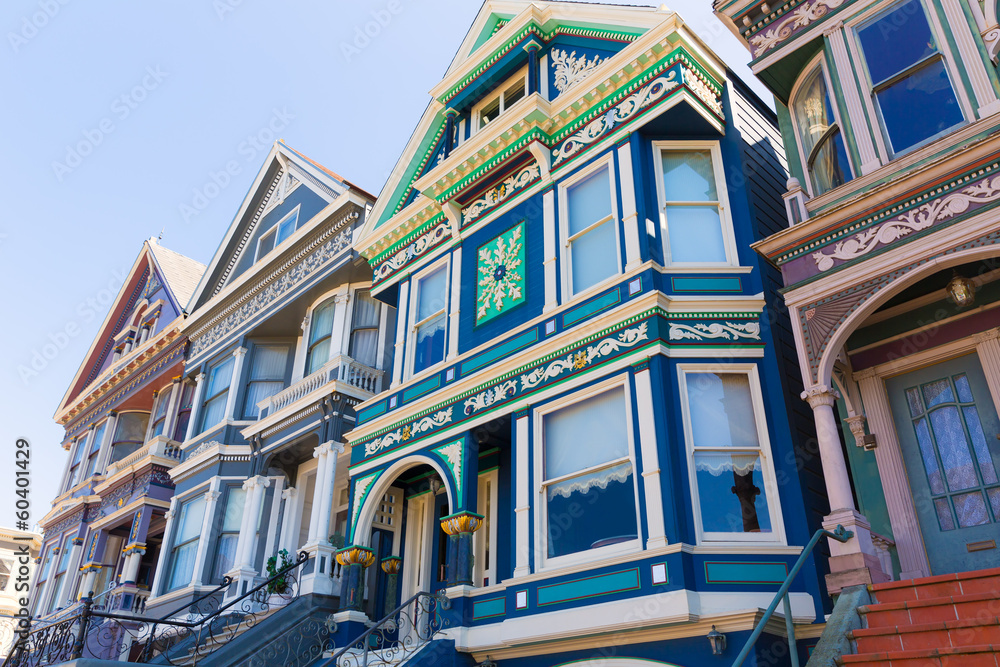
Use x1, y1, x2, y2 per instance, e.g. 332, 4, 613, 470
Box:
731, 524, 853, 667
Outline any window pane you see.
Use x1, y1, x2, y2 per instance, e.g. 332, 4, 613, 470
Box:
928, 406, 977, 491
276, 211, 298, 244
200, 393, 228, 431
858, 0, 936, 85
352, 291, 381, 328
794, 68, 833, 159
177, 497, 206, 542
955, 374, 975, 403
922, 379, 954, 408
310, 301, 336, 345
207, 357, 235, 396
953, 491, 989, 528
413, 313, 446, 373
250, 346, 288, 380
479, 95, 501, 129
546, 461, 637, 557
964, 406, 998, 484
934, 497, 956, 531
214, 535, 239, 580
914, 417, 945, 494
570, 219, 618, 294
153, 389, 171, 422
660, 150, 717, 202
244, 381, 285, 418
70, 438, 86, 466
115, 413, 149, 443
307, 338, 332, 375
168, 542, 198, 590
416, 266, 448, 322
664, 206, 727, 263
350, 329, 379, 368
257, 230, 275, 259
544, 387, 628, 480
876, 59, 962, 153
686, 373, 760, 449
567, 167, 612, 235
222, 489, 245, 532
694, 452, 773, 533
505, 78, 525, 108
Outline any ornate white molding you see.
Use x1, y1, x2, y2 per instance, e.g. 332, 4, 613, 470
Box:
188, 440, 221, 458
973, 328, 1000, 344
813, 175, 1000, 271
433, 440, 465, 499
363, 410, 454, 458
464, 380, 518, 415
844, 414, 867, 448
668, 321, 761, 342
372, 220, 450, 283
683, 68, 724, 117
551, 48, 605, 94
801, 385, 840, 408
350, 471, 380, 538
463, 164, 540, 225
520, 322, 649, 391
749, 0, 845, 57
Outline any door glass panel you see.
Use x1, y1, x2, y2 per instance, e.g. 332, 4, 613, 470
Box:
922, 379, 954, 408
989, 488, 1000, 519
929, 407, 978, 491
914, 418, 945, 494
906, 388, 924, 417
964, 406, 998, 484
953, 491, 990, 528
955, 374, 975, 403
934, 498, 956, 531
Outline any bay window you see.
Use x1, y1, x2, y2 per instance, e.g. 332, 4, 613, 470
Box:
199, 355, 235, 432
243, 344, 289, 419
167, 495, 206, 591
654, 142, 736, 266
149, 386, 172, 439
538, 383, 639, 563
855, 0, 963, 155
792, 63, 853, 195
46, 538, 74, 614
409, 262, 448, 376
349, 290, 381, 368
65, 436, 86, 490
83, 420, 107, 479
561, 160, 620, 296
108, 412, 149, 465
680, 366, 783, 542
213, 487, 245, 579
173, 383, 195, 442
305, 299, 336, 376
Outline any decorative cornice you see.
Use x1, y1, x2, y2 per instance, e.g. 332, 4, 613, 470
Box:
371, 218, 451, 286
747, 0, 845, 58
667, 321, 761, 342
463, 163, 540, 226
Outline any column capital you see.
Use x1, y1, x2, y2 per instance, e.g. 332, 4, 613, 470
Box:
204, 490, 222, 503
282, 487, 298, 501
822, 19, 844, 36
801, 385, 840, 408
242, 475, 271, 491
380, 556, 402, 574
844, 414, 867, 448
973, 327, 1000, 344
854, 367, 878, 381
233, 346, 248, 358
195, 372, 206, 384
164, 510, 174, 521
440, 511, 484, 535
316, 440, 346, 457
335, 545, 376, 567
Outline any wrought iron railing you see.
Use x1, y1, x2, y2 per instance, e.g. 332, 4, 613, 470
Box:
731, 525, 853, 667
2, 551, 311, 667
317, 591, 450, 667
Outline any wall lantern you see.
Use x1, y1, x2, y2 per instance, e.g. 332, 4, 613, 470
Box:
947, 272, 976, 308
707, 625, 727, 656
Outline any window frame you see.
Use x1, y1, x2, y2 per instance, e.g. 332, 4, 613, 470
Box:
405, 257, 451, 380
652, 140, 739, 268
304, 296, 338, 377
165, 489, 208, 593
147, 383, 174, 440
254, 206, 301, 262
211, 484, 246, 581
198, 353, 236, 434
677, 363, 787, 546
83, 419, 108, 479
242, 342, 291, 419
471, 66, 529, 136
65, 434, 87, 491
347, 287, 383, 368
557, 154, 623, 300
847, 0, 970, 160
532, 373, 643, 571
789, 55, 855, 198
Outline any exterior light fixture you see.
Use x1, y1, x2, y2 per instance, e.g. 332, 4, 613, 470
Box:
478, 659, 497, 667
429, 478, 442, 496
708, 625, 727, 656
947, 272, 976, 308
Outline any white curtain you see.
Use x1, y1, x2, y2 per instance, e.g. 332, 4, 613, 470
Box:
687, 372, 760, 448
350, 291, 380, 367
548, 461, 633, 499
694, 451, 761, 477
544, 387, 628, 481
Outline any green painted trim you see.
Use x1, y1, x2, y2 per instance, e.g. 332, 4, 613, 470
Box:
823, 42, 864, 177
370, 214, 448, 265
776, 101, 806, 186
460, 328, 539, 377
356, 400, 387, 425
671, 276, 742, 292
377, 119, 448, 227
704, 561, 788, 584
562, 288, 622, 327
402, 375, 442, 403
472, 596, 506, 620
537, 568, 640, 606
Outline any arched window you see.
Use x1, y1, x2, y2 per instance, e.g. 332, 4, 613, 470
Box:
792, 64, 852, 196
305, 299, 336, 375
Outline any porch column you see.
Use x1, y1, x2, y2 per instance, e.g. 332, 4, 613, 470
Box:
184, 373, 207, 442
381, 557, 402, 612
856, 370, 932, 579
224, 347, 249, 420
301, 442, 344, 596
336, 546, 375, 612
974, 328, 1000, 409
441, 512, 483, 587
513, 411, 531, 577
227, 475, 270, 597
278, 486, 299, 553
803, 386, 890, 591
120, 545, 146, 586
192, 482, 223, 587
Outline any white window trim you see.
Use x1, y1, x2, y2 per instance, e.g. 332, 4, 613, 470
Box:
558, 153, 623, 301
405, 257, 451, 381
788, 54, 856, 199
299, 288, 343, 381
652, 140, 739, 268
677, 363, 787, 546
164, 481, 211, 592
471, 65, 528, 136
845, 0, 972, 161
198, 352, 236, 434
255, 205, 302, 262
145, 382, 175, 443
474, 468, 499, 587
532, 373, 643, 572
344, 283, 385, 369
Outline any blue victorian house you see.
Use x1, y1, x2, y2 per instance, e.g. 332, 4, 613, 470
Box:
335, 2, 833, 665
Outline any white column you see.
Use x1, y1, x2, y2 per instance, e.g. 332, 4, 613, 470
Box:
513, 414, 531, 578
151, 498, 178, 597
161, 378, 184, 441
330, 292, 351, 357
233, 476, 270, 572
633, 365, 667, 548
803, 387, 856, 512
262, 477, 284, 563
617, 141, 641, 270
313, 442, 344, 544
121, 547, 146, 584
306, 449, 330, 545
392, 281, 410, 387
191, 483, 222, 586
856, 371, 932, 579
542, 189, 558, 312
224, 347, 249, 421
447, 247, 462, 360
184, 373, 207, 442
825, 23, 882, 174
974, 328, 1000, 409
279, 487, 299, 553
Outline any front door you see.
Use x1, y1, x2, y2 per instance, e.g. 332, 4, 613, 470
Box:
886, 352, 1000, 574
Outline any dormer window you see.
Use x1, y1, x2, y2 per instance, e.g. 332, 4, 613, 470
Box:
473, 68, 527, 134
255, 207, 300, 262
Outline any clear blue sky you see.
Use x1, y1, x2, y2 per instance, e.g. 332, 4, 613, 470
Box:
0, 0, 766, 530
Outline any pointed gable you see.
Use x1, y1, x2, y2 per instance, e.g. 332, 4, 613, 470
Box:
55, 241, 205, 418
186, 141, 375, 313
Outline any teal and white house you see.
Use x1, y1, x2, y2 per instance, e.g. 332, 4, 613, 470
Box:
336, 2, 835, 664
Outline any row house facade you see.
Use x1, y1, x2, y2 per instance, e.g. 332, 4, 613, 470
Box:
336, 2, 835, 665
36, 240, 205, 619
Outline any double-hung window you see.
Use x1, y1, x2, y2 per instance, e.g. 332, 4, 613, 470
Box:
538, 383, 639, 564
65, 436, 86, 490
213, 487, 245, 579
855, 0, 963, 156
199, 355, 235, 432
473, 69, 526, 133
562, 161, 620, 296
792, 64, 853, 195
46, 538, 73, 614
243, 345, 289, 419
410, 263, 448, 376
255, 208, 300, 261
83, 420, 107, 479
680, 366, 782, 542
149, 386, 172, 439
167, 494, 206, 591
305, 299, 336, 376
173, 383, 195, 442
349, 290, 381, 368
109, 412, 150, 465
655, 142, 736, 266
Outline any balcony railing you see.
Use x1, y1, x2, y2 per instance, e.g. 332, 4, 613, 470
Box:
104, 437, 182, 477
257, 355, 383, 418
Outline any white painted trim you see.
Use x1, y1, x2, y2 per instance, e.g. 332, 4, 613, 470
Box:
392, 281, 410, 388
470, 65, 528, 138
514, 414, 531, 578
632, 365, 668, 549
937, 0, 1000, 117
405, 256, 452, 381
447, 247, 462, 360
825, 24, 883, 174
542, 188, 558, 312
473, 469, 499, 587
617, 141, 642, 270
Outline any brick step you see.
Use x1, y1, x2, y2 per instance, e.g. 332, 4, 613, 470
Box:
871, 568, 1000, 604
851, 617, 1000, 653
859, 591, 1000, 628
839, 644, 1000, 666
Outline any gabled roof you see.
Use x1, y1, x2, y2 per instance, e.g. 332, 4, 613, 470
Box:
54, 240, 205, 421
186, 140, 374, 313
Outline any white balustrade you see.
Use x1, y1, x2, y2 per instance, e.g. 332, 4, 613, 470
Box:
258, 355, 385, 418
